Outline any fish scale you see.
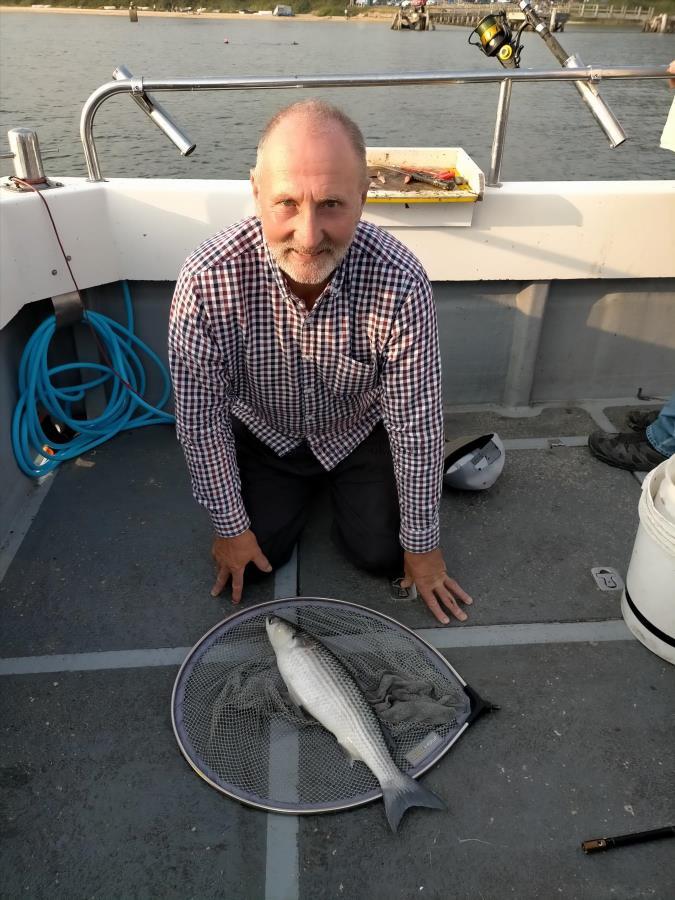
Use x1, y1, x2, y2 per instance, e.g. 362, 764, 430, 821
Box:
266, 615, 446, 831
281, 638, 396, 777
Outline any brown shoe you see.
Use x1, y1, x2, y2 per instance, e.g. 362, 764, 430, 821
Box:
588, 430, 667, 472
625, 409, 660, 432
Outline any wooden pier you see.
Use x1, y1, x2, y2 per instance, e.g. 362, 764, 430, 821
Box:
391, 7, 435, 30
642, 11, 675, 31
427, 4, 570, 31
422, 3, 665, 31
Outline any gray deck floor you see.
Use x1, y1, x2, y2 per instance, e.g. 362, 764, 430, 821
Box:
2, 406, 674, 900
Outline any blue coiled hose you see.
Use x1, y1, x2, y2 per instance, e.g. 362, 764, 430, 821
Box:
12, 281, 175, 478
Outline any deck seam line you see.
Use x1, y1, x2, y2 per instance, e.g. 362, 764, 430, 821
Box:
0, 619, 634, 676
502, 436, 588, 450
580, 402, 622, 433
418, 619, 633, 649
265, 546, 300, 900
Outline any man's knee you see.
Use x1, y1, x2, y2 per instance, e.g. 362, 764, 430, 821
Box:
355, 544, 403, 576
331, 525, 402, 576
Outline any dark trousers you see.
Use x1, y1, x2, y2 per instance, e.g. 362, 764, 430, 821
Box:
232, 418, 403, 579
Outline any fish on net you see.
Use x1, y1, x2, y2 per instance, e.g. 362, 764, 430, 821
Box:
173, 598, 486, 813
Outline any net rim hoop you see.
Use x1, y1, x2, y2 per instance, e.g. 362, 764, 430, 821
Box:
171, 595, 472, 815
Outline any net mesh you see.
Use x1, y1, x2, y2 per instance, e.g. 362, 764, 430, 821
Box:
173, 599, 472, 812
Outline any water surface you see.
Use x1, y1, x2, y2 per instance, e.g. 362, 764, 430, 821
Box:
1, 12, 674, 180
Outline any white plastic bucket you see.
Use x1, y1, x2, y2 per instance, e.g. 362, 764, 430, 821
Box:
621, 456, 675, 665
653, 454, 675, 526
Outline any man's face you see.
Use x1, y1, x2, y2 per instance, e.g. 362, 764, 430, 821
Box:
251, 116, 367, 291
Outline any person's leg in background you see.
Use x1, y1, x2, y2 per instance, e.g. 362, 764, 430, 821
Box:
588, 390, 675, 472
646, 390, 675, 459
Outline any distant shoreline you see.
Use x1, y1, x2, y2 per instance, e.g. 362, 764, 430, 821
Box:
0, 5, 384, 23
0, 5, 651, 28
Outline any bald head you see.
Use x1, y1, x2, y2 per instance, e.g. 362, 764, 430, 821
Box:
254, 99, 368, 184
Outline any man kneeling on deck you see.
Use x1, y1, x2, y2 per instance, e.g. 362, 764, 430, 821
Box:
168, 99, 472, 625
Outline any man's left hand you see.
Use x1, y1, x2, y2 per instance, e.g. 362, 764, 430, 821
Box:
401, 548, 473, 625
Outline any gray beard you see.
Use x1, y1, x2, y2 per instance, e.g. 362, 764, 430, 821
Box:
269, 241, 350, 286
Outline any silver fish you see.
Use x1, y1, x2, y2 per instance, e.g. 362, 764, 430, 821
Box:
265, 615, 445, 832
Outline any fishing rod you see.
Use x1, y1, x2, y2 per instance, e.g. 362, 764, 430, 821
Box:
469, 0, 626, 147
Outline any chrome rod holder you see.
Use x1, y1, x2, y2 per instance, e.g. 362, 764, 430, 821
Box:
519, 0, 626, 148
113, 65, 196, 159
6, 128, 48, 186
564, 54, 626, 149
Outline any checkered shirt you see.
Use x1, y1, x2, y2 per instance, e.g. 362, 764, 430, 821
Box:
168, 216, 443, 553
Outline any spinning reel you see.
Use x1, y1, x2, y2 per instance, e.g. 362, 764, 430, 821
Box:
468, 13, 527, 69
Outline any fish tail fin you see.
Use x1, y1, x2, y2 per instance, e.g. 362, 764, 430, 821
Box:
381, 772, 446, 833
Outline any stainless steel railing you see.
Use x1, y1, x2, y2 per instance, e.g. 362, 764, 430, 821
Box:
79, 67, 671, 186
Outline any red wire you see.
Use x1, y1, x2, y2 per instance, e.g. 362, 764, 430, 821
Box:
11, 176, 143, 399
11, 176, 84, 298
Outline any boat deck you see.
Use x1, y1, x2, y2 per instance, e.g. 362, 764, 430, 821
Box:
2, 403, 674, 899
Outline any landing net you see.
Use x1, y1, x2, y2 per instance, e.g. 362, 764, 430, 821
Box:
172, 597, 483, 814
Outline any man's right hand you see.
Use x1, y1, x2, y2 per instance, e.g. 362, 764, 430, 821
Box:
211, 529, 272, 603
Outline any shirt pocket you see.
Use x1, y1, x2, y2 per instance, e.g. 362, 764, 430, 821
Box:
320, 353, 378, 398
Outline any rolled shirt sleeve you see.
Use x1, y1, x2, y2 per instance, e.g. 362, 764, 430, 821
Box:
380, 276, 444, 554
168, 266, 250, 537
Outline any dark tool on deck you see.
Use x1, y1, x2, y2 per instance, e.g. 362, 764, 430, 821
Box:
402, 169, 457, 190
581, 825, 675, 854
370, 165, 462, 191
